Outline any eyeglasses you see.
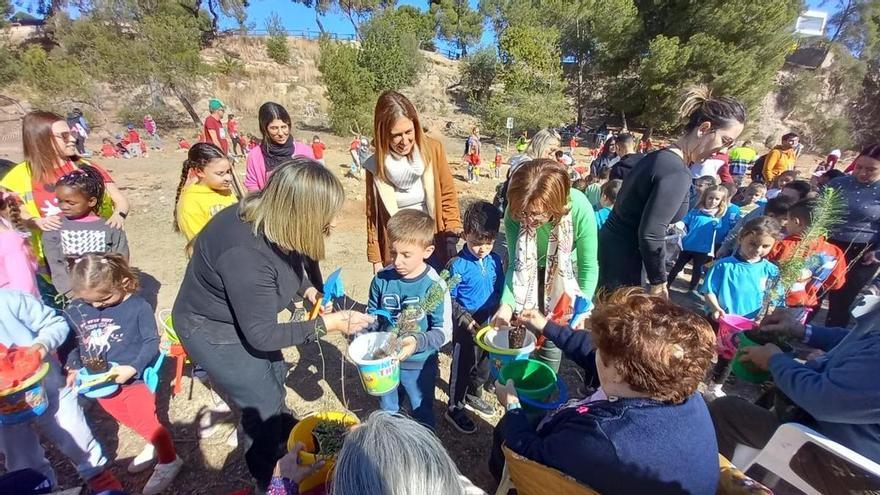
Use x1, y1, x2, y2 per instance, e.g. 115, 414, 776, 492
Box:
712, 130, 734, 148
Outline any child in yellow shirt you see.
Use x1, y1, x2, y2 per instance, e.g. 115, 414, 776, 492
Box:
173, 143, 238, 241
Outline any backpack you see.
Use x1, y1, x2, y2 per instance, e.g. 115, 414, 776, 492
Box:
750, 154, 768, 183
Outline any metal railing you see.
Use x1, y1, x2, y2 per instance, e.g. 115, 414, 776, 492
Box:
222, 29, 356, 41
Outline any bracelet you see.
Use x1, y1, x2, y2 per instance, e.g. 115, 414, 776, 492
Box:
118, 211, 128, 219
506, 401, 522, 412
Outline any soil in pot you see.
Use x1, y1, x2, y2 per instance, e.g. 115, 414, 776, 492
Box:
508, 324, 527, 349
83, 356, 110, 374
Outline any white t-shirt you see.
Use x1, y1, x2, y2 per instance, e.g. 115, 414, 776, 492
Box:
690, 157, 725, 180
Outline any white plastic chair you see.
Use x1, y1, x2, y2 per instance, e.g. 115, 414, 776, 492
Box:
734, 423, 880, 494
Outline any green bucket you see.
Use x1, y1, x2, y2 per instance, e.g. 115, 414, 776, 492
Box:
499, 359, 557, 401
731, 333, 771, 383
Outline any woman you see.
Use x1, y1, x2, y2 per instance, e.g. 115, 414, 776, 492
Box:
1, 111, 130, 262
590, 136, 618, 177
244, 102, 315, 192
598, 86, 746, 296
365, 90, 462, 272
172, 158, 373, 492
491, 288, 719, 494
492, 159, 598, 372
824, 144, 880, 327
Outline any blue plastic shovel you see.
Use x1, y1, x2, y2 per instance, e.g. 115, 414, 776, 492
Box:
144, 352, 165, 394
569, 295, 592, 328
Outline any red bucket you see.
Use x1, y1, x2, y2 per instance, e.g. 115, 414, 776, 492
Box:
717, 315, 755, 360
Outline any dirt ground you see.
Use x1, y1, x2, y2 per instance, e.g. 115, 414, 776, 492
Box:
0, 128, 811, 494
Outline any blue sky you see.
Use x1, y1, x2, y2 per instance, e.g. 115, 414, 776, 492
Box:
228, 0, 833, 51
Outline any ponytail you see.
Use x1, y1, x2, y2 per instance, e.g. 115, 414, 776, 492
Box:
173, 142, 226, 232
0, 190, 26, 232
679, 85, 746, 132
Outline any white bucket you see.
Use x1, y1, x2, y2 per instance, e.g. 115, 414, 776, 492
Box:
482, 327, 537, 353
348, 333, 401, 396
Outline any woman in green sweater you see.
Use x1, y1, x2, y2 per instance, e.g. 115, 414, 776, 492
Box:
492, 158, 598, 372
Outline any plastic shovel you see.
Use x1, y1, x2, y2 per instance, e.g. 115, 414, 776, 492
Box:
569, 296, 592, 328
308, 268, 345, 320
144, 352, 166, 394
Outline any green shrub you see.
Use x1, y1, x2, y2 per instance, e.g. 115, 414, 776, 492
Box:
265, 13, 290, 65
359, 11, 422, 91
318, 38, 376, 135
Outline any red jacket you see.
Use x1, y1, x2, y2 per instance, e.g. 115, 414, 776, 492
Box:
769, 235, 847, 307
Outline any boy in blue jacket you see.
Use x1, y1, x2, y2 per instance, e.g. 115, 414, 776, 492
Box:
0, 289, 121, 493
368, 209, 452, 429
444, 201, 504, 434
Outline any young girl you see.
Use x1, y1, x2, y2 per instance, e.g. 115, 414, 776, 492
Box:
100, 138, 118, 159
42, 166, 129, 298
766, 170, 798, 199
173, 142, 237, 242
701, 216, 783, 397
64, 253, 183, 494
0, 190, 38, 297
493, 145, 503, 179
467, 148, 481, 184
735, 182, 767, 216
0, 289, 121, 493
667, 185, 729, 294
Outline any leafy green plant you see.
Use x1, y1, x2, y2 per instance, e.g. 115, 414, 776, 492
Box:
265, 12, 290, 65
318, 37, 376, 135
358, 9, 423, 91
214, 54, 246, 77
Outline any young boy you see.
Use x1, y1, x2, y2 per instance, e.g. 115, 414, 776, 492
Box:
467, 148, 481, 184
444, 201, 503, 434
311, 135, 326, 166
368, 209, 452, 428
594, 179, 622, 230
768, 199, 847, 321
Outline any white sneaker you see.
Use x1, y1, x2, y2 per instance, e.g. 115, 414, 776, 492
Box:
142, 456, 184, 495
128, 443, 156, 473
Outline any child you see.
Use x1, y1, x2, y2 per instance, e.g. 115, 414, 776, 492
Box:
493, 146, 503, 179
0, 190, 38, 297
444, 201, 503, 434
368, 209, 452, 428
467, 148, 481, 184
173, 142, 237, 241
114, 134, 131, 159
766, 170, 798, 199
41, 166, 129, 298
690, 175, 718, 209
248, 134, 260, 150
64, 253, 184, 494
736, 182, 766, 216
0, 289, 122, 493
668, 185, 729, 295
227, 114, 242, 157
311, 135, 326, 166
594, 179, 622, 230
768, 199, 847, 321
583, 169, 609, 209
177, 136, 192, 151
701, 216, 783, 397
125, 125, 143, 158
100, 138, 118, 158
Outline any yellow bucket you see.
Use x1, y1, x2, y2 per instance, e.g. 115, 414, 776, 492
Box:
287, 411, 359, 493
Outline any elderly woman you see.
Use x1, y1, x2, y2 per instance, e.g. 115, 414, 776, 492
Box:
172, 158, 373, 492
365, 90, 462, 272
244, 102, 315, 192
598, 87, 745, 296
1, 111, 130, 262
491, 288, 719, 494
492, 158, 598, 372
824, 144, 880, 327
271, 412, 486, 495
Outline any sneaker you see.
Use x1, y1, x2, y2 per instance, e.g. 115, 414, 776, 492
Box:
464, 394, 495, 418
87, 469, 123, 493
128, 444, 157, 473
444, 407, 477, 434
142, 456, 184, 495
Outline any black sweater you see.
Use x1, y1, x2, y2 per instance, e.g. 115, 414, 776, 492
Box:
172, 205, 319, 352
602, 149, 691, 284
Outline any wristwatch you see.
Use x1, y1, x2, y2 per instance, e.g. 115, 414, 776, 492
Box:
118, 211, 129, 219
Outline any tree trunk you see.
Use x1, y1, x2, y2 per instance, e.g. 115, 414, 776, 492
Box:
621, 110, 628, 132
170, 83, 201, 125
315, 11, 326, 34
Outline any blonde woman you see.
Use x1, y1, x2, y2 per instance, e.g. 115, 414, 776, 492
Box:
365, 91, 462, 272
172, 158, 374, 493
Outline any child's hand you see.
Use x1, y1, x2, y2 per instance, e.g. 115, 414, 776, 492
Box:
112, 365, 138, 384
711, 308, 726, 321
517, 309, 548, 333
494, 378, 519, 408
467, 320, 478, 335
492, 304, 514, 327
33, 215, 62, 231
397, 336, 418, 361
29, 343, 48, 361
66, 369, 78, 389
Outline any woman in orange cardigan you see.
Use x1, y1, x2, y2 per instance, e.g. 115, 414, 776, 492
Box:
365, 91, 462, 272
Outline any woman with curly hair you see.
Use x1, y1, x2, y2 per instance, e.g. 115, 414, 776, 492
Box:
490, 287, 720, 494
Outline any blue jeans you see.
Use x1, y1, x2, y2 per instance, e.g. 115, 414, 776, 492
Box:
379, 353, 438, 429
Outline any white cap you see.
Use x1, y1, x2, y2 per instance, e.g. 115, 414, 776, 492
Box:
830, 149, 841, 157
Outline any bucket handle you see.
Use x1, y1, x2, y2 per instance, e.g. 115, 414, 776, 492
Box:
476, 326, 529, 356
518, 376, 569, 411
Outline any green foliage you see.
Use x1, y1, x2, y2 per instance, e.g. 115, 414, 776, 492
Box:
358, 9, 423, 91
318, 37, 376, 135
18, 45, 94, 104
390, 5, 436, 50
431, 0, 483, 55
265, 12, 290, 65
479, 88, 568, 136
0, 44, 19, 87
214, 54, 246, 77
460, 47, 500, 103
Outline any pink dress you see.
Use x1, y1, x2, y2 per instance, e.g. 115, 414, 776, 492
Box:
0, 228, 39, 297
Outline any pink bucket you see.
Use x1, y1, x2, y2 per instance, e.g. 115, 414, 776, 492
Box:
717, 315, 755, 360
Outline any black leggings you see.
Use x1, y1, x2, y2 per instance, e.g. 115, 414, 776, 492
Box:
667, 250, 712, 290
